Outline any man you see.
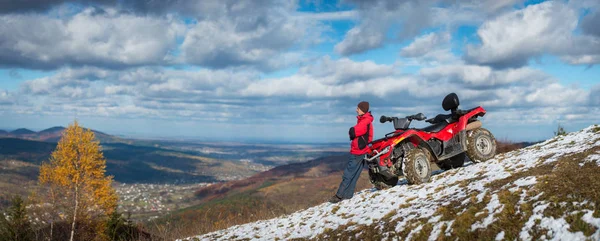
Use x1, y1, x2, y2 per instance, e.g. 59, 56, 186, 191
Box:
329, 101, 373, 203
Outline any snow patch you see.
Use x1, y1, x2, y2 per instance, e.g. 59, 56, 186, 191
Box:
520, 202, 550, 240
510, 176, 537, 192
185, 125, 600, 241
471, 194, 503, 231
495, 231, 505, 241
581, 152, 600, 166
537, 217, 587, 240
514, 176, 537, 187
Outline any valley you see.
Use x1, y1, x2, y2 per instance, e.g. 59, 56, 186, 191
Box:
0, 127, 347, 221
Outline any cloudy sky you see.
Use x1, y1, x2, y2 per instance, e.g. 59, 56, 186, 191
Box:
0, 0, 599, 143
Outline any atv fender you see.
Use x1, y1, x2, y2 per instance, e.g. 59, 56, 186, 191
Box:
401, 136, 438, 163
466, 120, 482, 131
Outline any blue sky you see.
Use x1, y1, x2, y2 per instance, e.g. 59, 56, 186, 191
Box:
0, 0, 599, 143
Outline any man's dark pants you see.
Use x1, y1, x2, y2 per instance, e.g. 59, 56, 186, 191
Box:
335, 153, 367, 199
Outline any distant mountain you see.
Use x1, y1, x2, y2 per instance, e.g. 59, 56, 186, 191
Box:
0, 130, 7, 135
38, 126, 65, 134
35, 126, 66, 142
90, 129, 125, 143
0, 137, 265, 184
9, 128, 36, 135
0, 126, 126, 143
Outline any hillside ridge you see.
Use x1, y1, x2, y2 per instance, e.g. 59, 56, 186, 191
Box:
0, 126, 123, 143
187, 124, 600, 241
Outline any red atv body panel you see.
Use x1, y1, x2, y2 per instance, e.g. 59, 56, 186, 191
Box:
368, 106, 486, 167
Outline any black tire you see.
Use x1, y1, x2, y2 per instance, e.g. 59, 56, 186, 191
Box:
402, 148, 432, 185
368, 169, 398, 190
466, 128, 497, 163
438, 152, 466, 171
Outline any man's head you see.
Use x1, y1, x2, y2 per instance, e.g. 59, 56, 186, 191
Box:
356, 101, 369, 115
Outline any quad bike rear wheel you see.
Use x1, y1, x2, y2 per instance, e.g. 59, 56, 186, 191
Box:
438, 152, 466, 171
368, 169, 398, 190
403, 148, 432, 184
466, 128, 496, 163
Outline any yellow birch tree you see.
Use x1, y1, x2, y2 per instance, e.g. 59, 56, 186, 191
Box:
39, 121, 117, 241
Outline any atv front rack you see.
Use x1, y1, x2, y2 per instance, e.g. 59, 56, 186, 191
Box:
365, 146, 390, 162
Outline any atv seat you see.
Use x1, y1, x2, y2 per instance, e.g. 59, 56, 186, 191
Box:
419, 122, 448, 133
432, 113, 453, 123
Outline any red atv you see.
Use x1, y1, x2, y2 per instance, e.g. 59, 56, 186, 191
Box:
366, 93, 496, 189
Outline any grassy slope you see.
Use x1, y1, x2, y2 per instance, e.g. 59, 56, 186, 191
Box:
148, 155, 374, 239
191, 125, 600, 241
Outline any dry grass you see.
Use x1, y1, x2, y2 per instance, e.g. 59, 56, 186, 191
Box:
151, 170, 373, 240
496, 139, 525, 154
309, 145, 600, 241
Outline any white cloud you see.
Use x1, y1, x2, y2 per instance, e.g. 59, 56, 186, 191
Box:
299, 56, 396, 84
335, 0, 433, 55
590, 84, 600, 105
4, 58, 599, 141
561, 55, 600, 65
335, 0, 524, 56
1, 0, 599, 141
0, 9, 185, 69
241, 74, 415, 99
0, 1, 324, 71
334, 24, 388, 56
401, 32, 451, 58
420, 65, 550, 87
294, 10, 358, 21
523, 83, 589, 106
400, 32, 457, 66
581, 10, 600, 37
21, 77, 86, 95
180, 1, 325, 70
465, 1, 600, 67
0, 90, 14, 105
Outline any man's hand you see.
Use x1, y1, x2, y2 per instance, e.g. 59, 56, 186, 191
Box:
349, 127, 356, 140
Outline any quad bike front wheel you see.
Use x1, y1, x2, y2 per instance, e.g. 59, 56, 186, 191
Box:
466, 128, 497, 163
403, 148, 432, 184
368, 169, 398, 190
438, 152, 465, 171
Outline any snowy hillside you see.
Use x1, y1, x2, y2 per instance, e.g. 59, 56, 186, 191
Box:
184, 125, 600, 241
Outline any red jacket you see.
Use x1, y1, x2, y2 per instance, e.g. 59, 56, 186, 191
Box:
349, 112, 374, 155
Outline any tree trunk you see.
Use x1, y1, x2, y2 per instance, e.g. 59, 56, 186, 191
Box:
49, 188, 55, 241
49, 221, 53, 241
70, 186, 78, 241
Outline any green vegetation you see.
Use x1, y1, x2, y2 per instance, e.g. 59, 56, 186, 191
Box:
106, 211, 150, 241
0, 195, 149, 241
554, 123, 567, 136
0, 195, 34, 241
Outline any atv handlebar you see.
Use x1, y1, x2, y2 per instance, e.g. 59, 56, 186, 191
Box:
408, 113, 427, 121
380, 115, 394, 123
380, 113, 426, 123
